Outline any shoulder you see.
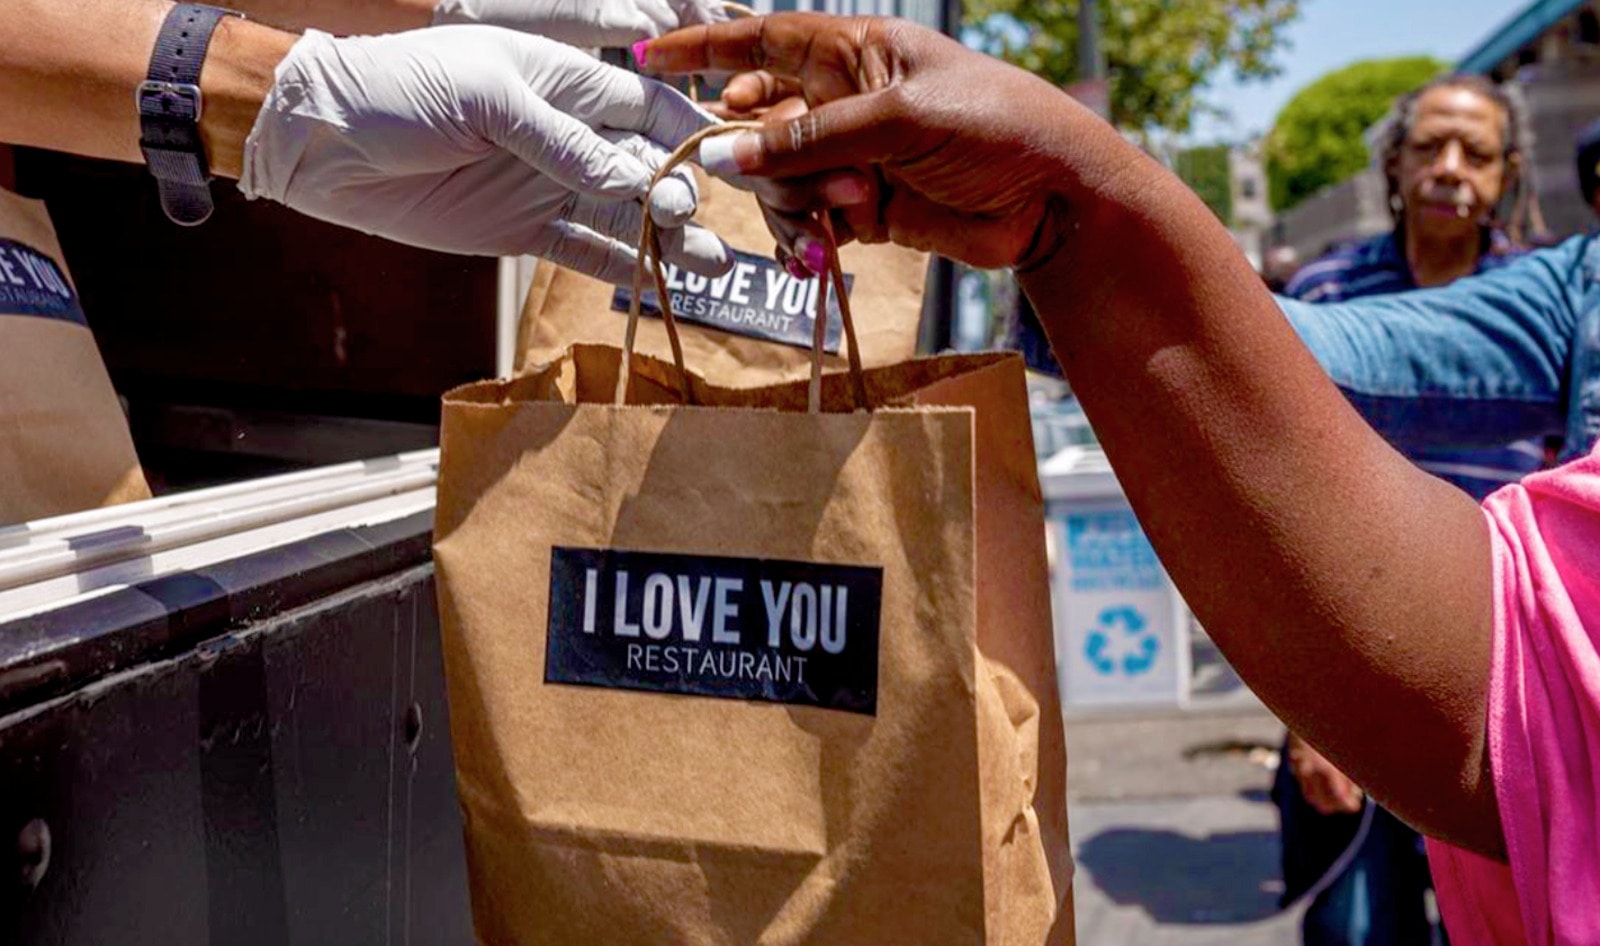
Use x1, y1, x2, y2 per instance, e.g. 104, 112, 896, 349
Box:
1465, 235, 1600, 310
1476, 445, 1600, 942
1284, 235, 1400, 302
1479, 233, 1528, 272
1492, 233, 1600, 275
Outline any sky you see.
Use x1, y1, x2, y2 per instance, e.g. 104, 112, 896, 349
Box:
1190, 0, 1534, 143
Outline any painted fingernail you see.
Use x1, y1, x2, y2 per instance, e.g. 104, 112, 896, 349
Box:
783, 255, 814, 280
821, 175, 872, 206
797, 235, 828, 274
698, 131, 760, 177
631, 40, 650, 67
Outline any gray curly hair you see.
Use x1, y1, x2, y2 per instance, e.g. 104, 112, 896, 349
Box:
1380, 74, 1540, 245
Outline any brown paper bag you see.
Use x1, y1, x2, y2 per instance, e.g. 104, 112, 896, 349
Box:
515, 172, 929, 385
435, 337, 1073, 944
0, 187, 149, 524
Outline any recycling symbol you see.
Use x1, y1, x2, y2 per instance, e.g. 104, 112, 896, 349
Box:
1083, 605, 1159, 677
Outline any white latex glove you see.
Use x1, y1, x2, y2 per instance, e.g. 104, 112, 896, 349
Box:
240, 27, 733, 284
431, 0, 729, 48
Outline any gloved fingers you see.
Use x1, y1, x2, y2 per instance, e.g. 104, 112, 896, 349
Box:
526, 220, 646, 286
655, 221, 734, 277
629, 0, 681, 36
529, 217, 728, 286
432, 0, 672, 47
615, 0, 729, 39
668, 0, 732, 27
634, 142, 815, 265
600, 130, 699, 228
486, 87, 659, 202
563, 192, 733, 277
515, 43, 716, 151
552, 0, 674, 46
649, 174, 697, 229
626, 74, 720, 149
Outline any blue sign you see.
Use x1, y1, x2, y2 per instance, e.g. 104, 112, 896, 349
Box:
0, 238, 83, 326
1063, 509, 1163, 593
611, 248, 852, 353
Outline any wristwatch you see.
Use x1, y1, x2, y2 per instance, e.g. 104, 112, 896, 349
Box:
138, 4, 243, 226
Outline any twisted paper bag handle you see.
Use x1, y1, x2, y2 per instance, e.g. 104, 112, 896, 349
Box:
617, 120, 870, 414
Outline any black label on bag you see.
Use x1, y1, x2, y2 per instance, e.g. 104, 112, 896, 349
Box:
0, 238, 83, 325
546, 547, 882, 715
610, 249, 853, 353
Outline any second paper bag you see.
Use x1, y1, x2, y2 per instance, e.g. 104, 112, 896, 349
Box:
435, 344, 1073, 945
514, 172, 929, 386
0, 186, 149, 524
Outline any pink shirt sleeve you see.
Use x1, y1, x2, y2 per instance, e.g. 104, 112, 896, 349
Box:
1427, 445, 1600, 945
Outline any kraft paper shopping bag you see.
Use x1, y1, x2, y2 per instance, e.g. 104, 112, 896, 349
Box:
0, 187, 149, 524
438, 141, 1070, 938
515, 171, 929, 386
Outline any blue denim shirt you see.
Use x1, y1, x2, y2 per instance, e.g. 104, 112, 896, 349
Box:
1280, 234, 1600, 463
1282, 230, 1543, 500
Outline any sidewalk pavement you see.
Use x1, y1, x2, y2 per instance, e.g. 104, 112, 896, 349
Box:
1066, 694, 1305, 945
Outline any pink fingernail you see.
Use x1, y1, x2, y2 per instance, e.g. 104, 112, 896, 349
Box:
783, 256, 814, 280
798, 235, 828, 274
821, 176, 871, 206
631, 40, 650, 67
698, 131, 762, 176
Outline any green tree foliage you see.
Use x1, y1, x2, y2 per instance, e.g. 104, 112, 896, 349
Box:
966, 0, 1301, 136
1265, 55, 1446, 212
1175, 145, 1234, 224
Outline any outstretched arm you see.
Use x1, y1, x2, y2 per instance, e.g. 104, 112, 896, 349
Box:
1279, 245, 1583, 453
219, 0, 727, 47
210, 0, 435, 34
0, 0, 288, 177
0, 0, 731, 282
650, 13, 1503, 857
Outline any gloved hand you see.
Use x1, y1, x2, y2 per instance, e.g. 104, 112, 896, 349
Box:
431, 0, 729, 49
240, 27, 733, 284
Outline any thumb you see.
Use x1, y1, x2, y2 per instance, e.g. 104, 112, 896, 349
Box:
698, 88, 910, 180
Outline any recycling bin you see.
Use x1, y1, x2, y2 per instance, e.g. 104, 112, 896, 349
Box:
1040, 444, 1191, 713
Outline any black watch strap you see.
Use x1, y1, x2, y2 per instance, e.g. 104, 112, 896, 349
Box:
139, 4, 241, 226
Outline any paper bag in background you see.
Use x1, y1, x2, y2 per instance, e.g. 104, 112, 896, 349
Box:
435, 345, 1073, 945
0, 188, 149, 525
515, 172, 929, 385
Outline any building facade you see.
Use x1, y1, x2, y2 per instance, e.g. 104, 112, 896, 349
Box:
1229, 143, 1277, 267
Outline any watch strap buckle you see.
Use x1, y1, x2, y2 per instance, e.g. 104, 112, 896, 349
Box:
136, 80, 205, 122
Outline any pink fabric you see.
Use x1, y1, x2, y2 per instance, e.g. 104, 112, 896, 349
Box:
1427, 444, 1600, 944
